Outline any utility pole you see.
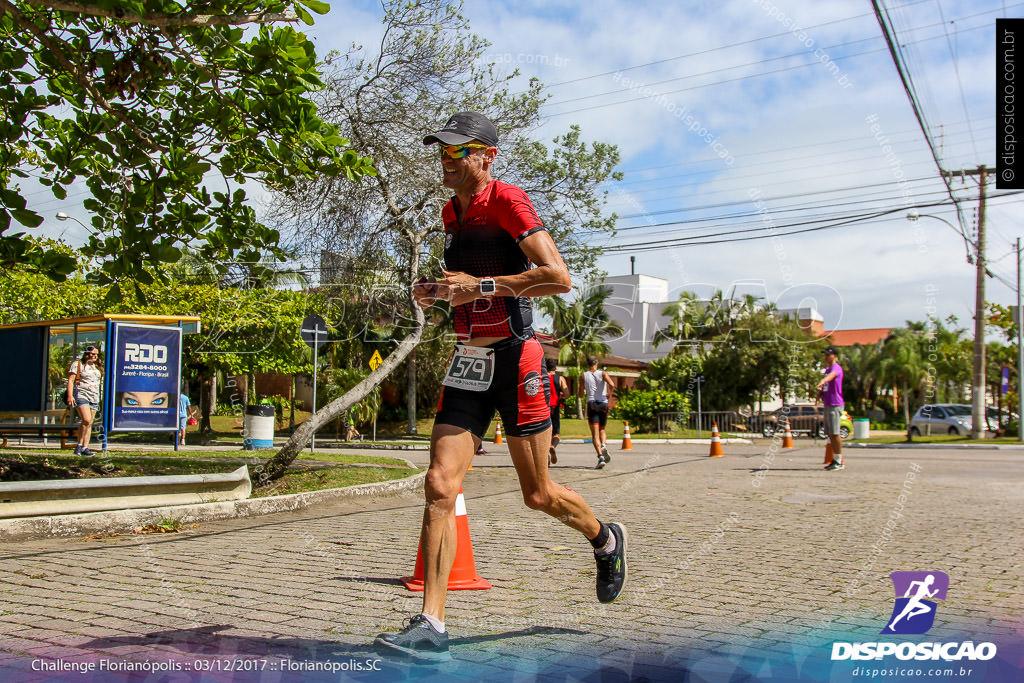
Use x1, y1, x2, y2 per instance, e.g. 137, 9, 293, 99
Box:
1018, 238, 1023, 442
943, 165, 989, 439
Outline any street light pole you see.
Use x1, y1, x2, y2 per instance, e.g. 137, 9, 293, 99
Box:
908, 205, 986, 439
1018, 238, 1023, 441
55, 211, 88, 239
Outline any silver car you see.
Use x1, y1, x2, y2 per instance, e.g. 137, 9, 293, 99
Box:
908, 404, 972, 436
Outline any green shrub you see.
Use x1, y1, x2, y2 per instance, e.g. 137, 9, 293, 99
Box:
611, 390, 690, 433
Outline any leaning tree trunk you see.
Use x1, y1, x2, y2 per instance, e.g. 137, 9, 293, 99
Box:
255, 306, 426, 484
406, 347, 418, 434
405, 237, 423, 435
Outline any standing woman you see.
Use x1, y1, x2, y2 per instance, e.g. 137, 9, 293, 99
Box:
67, 345, 103, 456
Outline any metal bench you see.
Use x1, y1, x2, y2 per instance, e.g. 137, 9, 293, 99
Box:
0, 410, 80, 449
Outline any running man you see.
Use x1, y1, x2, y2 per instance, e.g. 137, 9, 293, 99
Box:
886, 574, 939, 632
583, 357, 614, 468
546, 357, 568, 465
374, 112, 628, 662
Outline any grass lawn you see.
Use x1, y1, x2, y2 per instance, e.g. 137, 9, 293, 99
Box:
0, 450, 420, 498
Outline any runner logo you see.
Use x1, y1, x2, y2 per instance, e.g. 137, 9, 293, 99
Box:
831, 570, 996, 662
883, 571, 948, 635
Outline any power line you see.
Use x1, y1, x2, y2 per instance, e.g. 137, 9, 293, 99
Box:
542, 0, 940, 89
600, 192, 1024, 252
541, 18, 994, 120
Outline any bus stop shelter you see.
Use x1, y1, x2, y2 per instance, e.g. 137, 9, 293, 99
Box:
0, 314, 201, 452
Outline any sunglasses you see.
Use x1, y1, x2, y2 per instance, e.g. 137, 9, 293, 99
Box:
438, 143, 491, 159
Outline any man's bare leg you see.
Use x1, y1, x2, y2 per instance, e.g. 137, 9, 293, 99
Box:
508, 429, 600, 537
420, 423, 476, 622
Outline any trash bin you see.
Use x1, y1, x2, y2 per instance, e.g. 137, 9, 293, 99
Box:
853, 418, 870, 439
243, 404, 275, 449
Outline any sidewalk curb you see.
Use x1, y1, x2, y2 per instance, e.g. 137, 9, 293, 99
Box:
846, 442, 1024, 450
558, 438, 753, 445
0, 470, 425, 543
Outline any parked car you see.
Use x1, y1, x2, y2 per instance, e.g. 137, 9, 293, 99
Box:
756, 403, 853, 439
908, 404, 972, 436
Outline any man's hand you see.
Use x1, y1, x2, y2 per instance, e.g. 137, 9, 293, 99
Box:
439, 269, 484, 307
412, 277, 449, 309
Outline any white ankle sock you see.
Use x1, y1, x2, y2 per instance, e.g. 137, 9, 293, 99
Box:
420, 612, 445, 633
595, 531, 617, 556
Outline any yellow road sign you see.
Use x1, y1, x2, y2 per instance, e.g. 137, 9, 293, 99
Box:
369, 350, 383, 371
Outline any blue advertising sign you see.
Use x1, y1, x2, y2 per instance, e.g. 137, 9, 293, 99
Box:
110, 323, 182, 431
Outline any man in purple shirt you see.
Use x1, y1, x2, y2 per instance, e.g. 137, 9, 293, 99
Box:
817, 345, 845, 470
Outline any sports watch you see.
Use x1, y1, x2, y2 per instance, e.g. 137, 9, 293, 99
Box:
479, 277, 496, 296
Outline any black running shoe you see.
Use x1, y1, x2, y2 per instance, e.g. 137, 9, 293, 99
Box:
374, 615, 451, 662
594, 522, 628, 603
73, 444, 83, 456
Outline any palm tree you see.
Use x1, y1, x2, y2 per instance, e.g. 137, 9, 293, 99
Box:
878, 329, 929, 426
536, 285, 625, 419
654, 290, 760, 350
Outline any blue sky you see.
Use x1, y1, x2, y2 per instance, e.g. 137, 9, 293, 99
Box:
299, 0, 1018, 331
35, 0, 1020, 333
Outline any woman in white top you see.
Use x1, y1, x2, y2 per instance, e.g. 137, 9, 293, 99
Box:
583, 357, 615, 468
67, 345, 103, 456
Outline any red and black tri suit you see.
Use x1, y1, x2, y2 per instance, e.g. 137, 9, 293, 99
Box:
434, 180, 553, 438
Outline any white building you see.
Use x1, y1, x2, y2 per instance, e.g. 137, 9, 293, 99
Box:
598, 274, 827, 363
599, 274, 675, 363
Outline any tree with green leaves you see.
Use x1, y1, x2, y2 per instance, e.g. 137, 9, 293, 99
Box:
263, 0, 619, 454
878, 327, 929, 427
1, 0, 374, 298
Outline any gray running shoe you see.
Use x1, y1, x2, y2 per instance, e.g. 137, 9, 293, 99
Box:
596, 455, 605, 469
374, 615, 451, 662
595, 522, 628, 603
600, 444, 611, 463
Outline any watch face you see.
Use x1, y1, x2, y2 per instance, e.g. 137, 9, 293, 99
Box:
481, 278, 496, 294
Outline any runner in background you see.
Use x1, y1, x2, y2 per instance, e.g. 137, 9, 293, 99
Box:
583, 357, 614, 469
546, 356, 568, 464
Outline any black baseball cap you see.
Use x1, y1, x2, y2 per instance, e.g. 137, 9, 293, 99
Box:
423, 111, 498, 148
823, 345, 839, 355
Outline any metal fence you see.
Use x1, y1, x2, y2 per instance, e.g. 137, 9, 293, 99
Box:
657, 410, 751, 436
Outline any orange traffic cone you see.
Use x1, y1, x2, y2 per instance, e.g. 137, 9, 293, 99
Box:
401, 487, 492, 591
824, 441, 834, 465
708, 422, 724, 457
621, 421, 633, 450
494, 421, 503, 445
781, 420, 795, 449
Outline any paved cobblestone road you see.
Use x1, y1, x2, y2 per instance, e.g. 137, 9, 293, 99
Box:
1, 441, 1022, 682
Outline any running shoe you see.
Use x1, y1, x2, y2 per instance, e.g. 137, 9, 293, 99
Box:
374, 615, 451, 662
73, 444, 83, 456
824, 461, 844, 470
80, 447, 94, 457
475, 446, 487, 456
600, 444, 611, 463
594, 522, 628, 603
596, 455, 605, 469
